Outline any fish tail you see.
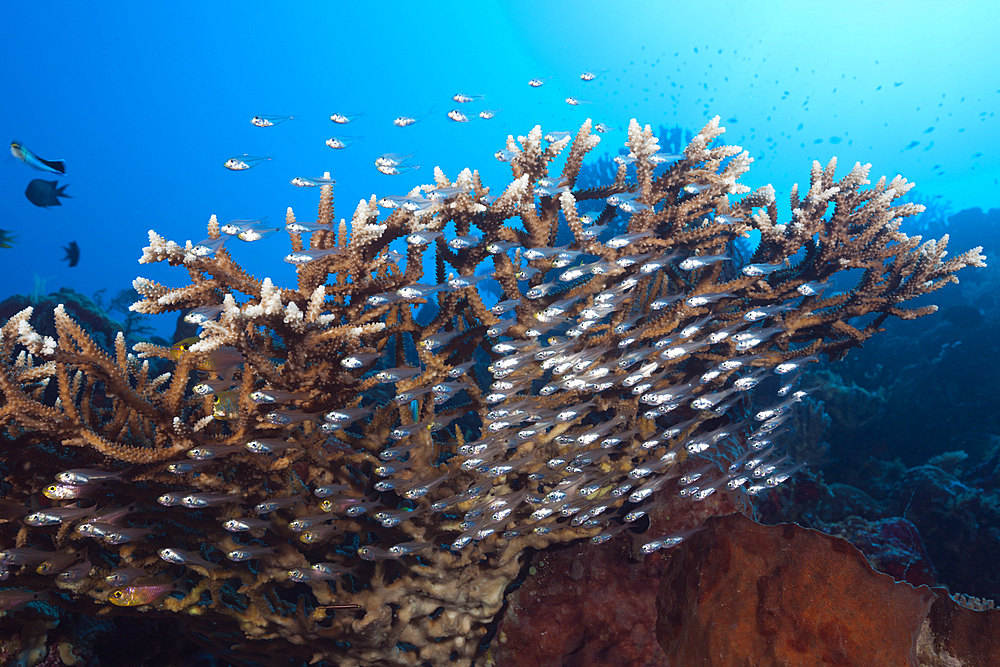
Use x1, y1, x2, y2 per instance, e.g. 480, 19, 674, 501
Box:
174, 578, 192, 598
39, 157, 66, 175
56, 184, 72, 198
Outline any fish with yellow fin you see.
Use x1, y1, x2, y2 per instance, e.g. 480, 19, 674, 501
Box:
0, 229, 17, 249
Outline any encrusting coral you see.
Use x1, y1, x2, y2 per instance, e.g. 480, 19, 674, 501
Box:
0, 117, 985, 666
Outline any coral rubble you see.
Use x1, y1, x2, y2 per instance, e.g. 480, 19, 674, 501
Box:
0, 117, 984, 666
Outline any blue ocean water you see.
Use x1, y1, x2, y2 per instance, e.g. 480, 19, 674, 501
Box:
3, 1, 997, 318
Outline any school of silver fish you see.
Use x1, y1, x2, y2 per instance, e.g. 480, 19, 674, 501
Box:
1, 70, 815, 613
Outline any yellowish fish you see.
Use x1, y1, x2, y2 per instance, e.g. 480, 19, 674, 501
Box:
212, 390, 241, 420
169, 336, 200, 359
108, 578, 182, 606
169, 337, 244, 374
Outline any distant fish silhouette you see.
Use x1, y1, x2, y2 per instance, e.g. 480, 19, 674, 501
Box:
25, 180, 71, 208
62, 241, 79, 267
0, 229, 17, 249
10, 141, 66, 175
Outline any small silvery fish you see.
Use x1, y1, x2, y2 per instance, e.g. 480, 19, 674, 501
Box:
284, 248, 342, 265
326, 136, 361, 149
250, 114, 294, 127
226, 546, 276, 561
393, 107, 434, 126
290, 176, 336, 187
330, 111, 365, 124
57, 468, 124, 485
223, 155, 273, 171
376, 165, 417, 176
157, 548, 220, 571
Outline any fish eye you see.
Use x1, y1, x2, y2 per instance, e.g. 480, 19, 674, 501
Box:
110, 590, 122, 599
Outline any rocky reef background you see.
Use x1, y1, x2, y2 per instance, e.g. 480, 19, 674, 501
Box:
772, 202, 1000, 600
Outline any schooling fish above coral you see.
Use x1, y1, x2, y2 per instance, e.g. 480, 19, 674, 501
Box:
0, 117, 985, 667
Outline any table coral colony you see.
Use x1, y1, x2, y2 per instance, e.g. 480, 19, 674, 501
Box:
0, 117, 985, 666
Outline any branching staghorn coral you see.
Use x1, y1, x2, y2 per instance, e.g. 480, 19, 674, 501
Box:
0, 117, 985, 666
